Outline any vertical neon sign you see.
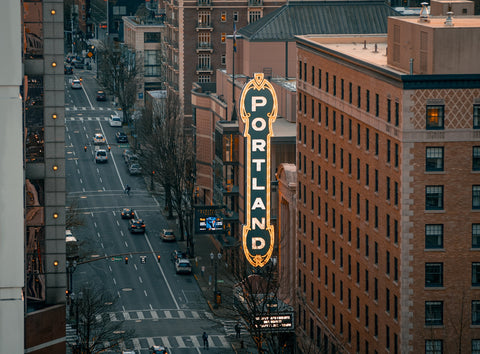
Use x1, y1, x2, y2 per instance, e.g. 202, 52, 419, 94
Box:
240, 73, 278, 268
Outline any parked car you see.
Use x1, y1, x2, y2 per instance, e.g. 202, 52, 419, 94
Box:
161, 229, 176, 242
126, 154, 138, 165
128, 218, 145, 233
170, 250, 186, 263
116, 131, 128, 143
109, 114, 122, 127
128, 163, 142, 175
96, 90, 106, 101
93, 133, 106, 145
175, 258, 192, 274
122, 149, 133, 163
71, 79, 82, 89
64, 65, 73, 75
121, 208, 135, 219
94, 149, 108, 163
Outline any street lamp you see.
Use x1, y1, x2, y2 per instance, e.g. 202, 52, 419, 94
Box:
66, 260, 77, 317
210, 252, 222, 308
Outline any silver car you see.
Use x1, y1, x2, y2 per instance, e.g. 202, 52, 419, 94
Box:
128, 163, 142, 175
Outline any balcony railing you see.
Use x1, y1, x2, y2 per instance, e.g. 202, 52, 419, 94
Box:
248, 0, 263, 6
196, 65, 213, 73
196, 22, 213, 30
197, 42, 213, 51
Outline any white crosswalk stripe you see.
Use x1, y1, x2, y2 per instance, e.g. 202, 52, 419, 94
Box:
107, 309, 213, 321
117, 335, 231, 350
67, 117, 109, 122
66, 106, 115, 111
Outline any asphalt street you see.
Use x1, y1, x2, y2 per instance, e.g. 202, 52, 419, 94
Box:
65, 67, 233, 353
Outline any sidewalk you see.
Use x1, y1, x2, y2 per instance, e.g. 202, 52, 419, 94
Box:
150, 185, 257, 353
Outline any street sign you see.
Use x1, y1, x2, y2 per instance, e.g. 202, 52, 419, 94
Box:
111, 257, 123, 262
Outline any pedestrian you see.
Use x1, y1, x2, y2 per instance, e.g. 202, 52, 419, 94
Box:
84, 145, 87, 152
235, 322, 241, 338
125, 184, 131, 195
202, 331, 209, 349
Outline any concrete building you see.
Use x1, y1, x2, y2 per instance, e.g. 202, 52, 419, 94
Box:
295, 10, 480, 353
22, 0, 67, 352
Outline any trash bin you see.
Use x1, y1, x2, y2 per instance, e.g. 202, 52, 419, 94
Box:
215, 291, 222, 304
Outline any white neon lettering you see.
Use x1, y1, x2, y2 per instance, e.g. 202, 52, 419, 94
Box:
251, 197, 266, 210
251, 117, 266, 131
252, 139, 266, 152
252, 159, 265, 171
252, 237, 266, 250
251, 97, 267, 111
252, 178, 265, 190
252, 217, 265, 229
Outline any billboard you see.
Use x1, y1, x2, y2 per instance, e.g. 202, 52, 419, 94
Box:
240, 73, 278, 268
194, 206, 224, 234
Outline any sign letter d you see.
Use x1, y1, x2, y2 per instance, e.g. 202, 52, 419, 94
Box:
252, 237, 266, 250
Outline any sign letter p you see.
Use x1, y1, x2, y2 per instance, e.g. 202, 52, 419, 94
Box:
251, 96, 267, 112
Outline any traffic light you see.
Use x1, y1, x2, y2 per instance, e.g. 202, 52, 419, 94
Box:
66, 289, 70, 297
125, 256, 129, 264
157, 255, 161, 263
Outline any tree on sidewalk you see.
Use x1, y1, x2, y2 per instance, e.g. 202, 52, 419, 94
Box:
73, 285, 135, 353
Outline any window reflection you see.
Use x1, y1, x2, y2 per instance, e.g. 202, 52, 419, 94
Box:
23, 1, 43, 59
25, 76, 44, 162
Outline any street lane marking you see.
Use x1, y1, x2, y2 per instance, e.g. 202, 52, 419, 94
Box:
165, 310, 172, 318
120, 230, 124, 237
178, 310, 186, 319
136, 311, 144, 320
109, 265, 112, 272
116, 220, 120, 226
80, 178, 83, 184
150, 310, 158, 319
176, 337, 186, 348
147, 338, 155, 347
161, 337, 170, 348
138, 276, 143, 284
113, 278, 116, 285
192, 311, 200, 319
124, 241, 128, 247
109, 313, 117, 321
134, 264, 137, 271
101, 242, 104, 249
97, 232, 101, 238
144, 290, 148, 297
94, 222, 97, 228
132, 338, 140, 350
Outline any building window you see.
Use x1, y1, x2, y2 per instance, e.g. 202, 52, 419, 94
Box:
349, 82, 352, 104
425, 186, 443, 210
221, 55, 226, 66
198, 11, 211, 26
473, 224, 480, 248
198, 75, 210, 83
426, 340, 443, 354
395, 101, 399, 126
472, 301, 480, 325
426, 147, 444, 171
426, 224, 443, 249
473, 263, 480, 286
325, 72, 329, 92
474, 105, 480, 129
233, 11, 239, 21
197, 53, 211, 70
473, 147, 480, 171
357, 86, 361, 108
144, 32, 161, 43
248, 10, 262, 23
425, 263, 443, 287
144, 50, 162, 76
318, 69, 322, 89
387, 98, 391, 123
426, 105, 444, 130
425, 301, 443, 325
221, 11, 226, 21
473, 340, 480, 354
473, 185, 480, 209
366, 90, 370, 112
221, 33, 226, 43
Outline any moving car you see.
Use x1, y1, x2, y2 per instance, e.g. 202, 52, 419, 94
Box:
71, 79, 82, 89
170, 250, 186, 263
121, 208, 135, 219
129, 218, 146, 233
128, 163, 142, 175
93, 133, 106, 145
109, 114, 122, 127
116, 131, 128, 143
175, 258, 192, 274
94, 149, 108, 163
161, 229, 176, 242
64, 65, 73, 75
96, 90, 106, 101
150, 346, 168, 354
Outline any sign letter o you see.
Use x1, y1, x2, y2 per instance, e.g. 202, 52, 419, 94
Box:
251, 117, 266, 132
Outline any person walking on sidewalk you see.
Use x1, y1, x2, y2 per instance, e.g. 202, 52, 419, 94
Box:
124, 184, 131, 196
235, 322, 241, 338
202, 331, 209, 349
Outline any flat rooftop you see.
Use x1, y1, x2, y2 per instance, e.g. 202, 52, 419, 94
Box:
398, 15, 480, 27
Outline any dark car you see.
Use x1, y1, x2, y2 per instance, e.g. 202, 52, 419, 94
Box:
64, 65, 73, 75
116, 131, 128, 143
170, 250, 187, 263
96, 90, 106, 101
121, 208, 135, 219
150, 346, 168, 354
129, 218, 145, 233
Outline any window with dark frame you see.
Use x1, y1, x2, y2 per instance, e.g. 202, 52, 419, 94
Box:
425, 263, 443, 287
426, 147, 444, 171
426, 105, 444, 130
473, 224, 480, 249
472, 301, 480, 325
473, 147, 480, 171
425, 224, 443, 249
473, 262, 480, 286
425, 185, 444, 210
425, 340, 443, 354
425, 301, 443, 325
474, 104, 480, 129
474, 185, 480, 209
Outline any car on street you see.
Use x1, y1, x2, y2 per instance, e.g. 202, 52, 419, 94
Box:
175, 258, 192, 274
121, 208, 135, 219
109, 114, 122, 127
93, 133, 106, 145
161, 229, 176, 242
116, 131, 128, 143
150, 346, 168, 354
128, 218, 145, 233
96, 90, 106, 101
94, 149, 108, 163
126, 153, 138, 165
122, 149, 133, 163
71, 79, 82, 89
170, 250, 186, 263
64, 65, 73, 75
128, 163, 142, 175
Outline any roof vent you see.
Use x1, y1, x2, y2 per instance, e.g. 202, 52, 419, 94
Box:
419, 2, 430, 22
444, 11, 454, 26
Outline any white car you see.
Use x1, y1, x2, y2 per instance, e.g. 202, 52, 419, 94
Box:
94, 149, 108, 163
109, 114, 122, 127
93, 133, 106, 145
71, 79, 82, 89
175, 259, 192, 274
161, 229, 175, 242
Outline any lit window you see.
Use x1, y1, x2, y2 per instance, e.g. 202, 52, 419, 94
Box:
426, 105, 444, 130
221, 33, 226, 43
221, 11, 226, 22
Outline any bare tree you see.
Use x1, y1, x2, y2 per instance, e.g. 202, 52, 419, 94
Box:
66, 197, 85, 229
73, 285, 134, 353
96, 39, 141, 125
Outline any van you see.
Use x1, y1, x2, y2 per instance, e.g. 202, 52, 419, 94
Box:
95, 149, 108, 163
109, 114, 122, 127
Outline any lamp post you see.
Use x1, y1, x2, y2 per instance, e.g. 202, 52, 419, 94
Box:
210, 252, 222, 308
66, 260, 77, 317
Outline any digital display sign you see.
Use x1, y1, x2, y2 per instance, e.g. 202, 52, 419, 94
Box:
194, 206, 224, 234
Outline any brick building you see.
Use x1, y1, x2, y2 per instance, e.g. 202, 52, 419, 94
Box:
295, 10, 480, 353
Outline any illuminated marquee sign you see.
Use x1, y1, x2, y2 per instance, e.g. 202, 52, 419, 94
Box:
194, 206, 224, 234
240, 73, 278, 268
254, 313, 295, 332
